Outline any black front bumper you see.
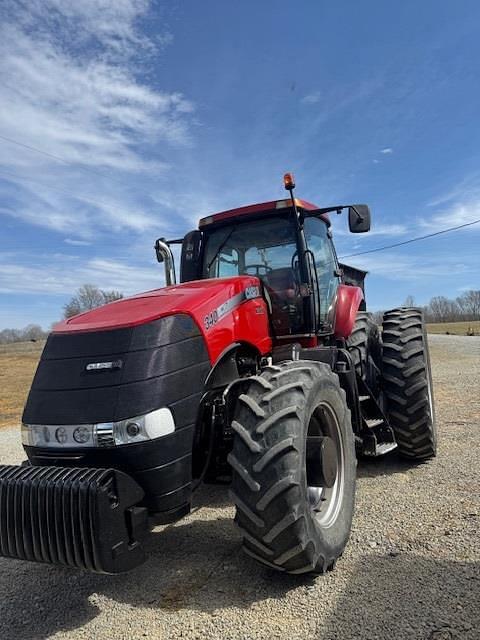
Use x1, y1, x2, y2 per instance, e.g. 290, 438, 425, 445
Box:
21, 313, 211, 522
0, 465, 148, 574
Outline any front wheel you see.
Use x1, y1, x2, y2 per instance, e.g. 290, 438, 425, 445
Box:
228, 360, 356, 574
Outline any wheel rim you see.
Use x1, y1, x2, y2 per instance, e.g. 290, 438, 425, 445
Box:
305, 402, 345, 528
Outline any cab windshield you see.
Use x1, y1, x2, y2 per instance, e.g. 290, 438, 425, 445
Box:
202, 213, 339, 335
202, 215, 305, 335
203, 216, 297, 279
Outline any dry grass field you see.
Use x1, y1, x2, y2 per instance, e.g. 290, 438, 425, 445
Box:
0, 341, 45, 428
426, 320, 480, 335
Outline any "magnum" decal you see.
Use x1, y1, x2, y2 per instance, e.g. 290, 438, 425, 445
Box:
204, 286, 261, 330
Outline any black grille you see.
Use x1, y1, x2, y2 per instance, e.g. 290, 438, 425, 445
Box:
0, 465, 148, 574
23, 313, 210, 425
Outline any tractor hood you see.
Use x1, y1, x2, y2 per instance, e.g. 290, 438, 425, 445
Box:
54, 277, 261, 333
53, 276, 272, 363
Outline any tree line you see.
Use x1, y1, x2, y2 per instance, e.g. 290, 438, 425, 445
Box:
0, 324, 49, 344
1, 286, 478, 345
0, 285, 123, 344
370, 289, 480, 324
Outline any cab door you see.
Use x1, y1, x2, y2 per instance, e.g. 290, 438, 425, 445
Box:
303, 216, 340, 331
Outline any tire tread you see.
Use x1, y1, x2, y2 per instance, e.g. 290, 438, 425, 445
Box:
381, 307, 436, 460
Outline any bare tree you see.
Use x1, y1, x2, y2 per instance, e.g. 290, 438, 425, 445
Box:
428, 296, 451, 322
370, 310, 384, 325
0, 328, 21, 344
0, 325, 48, 344
63, 284, 123, 319
102, 290, 124, 304
22, 324, 46, 341
457, 290, 480, 320
403, 295, 416, 307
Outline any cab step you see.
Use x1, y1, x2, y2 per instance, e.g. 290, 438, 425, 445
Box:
375, 442, 398, 456
356, 374, 397, 457
361, 433, 398, 457
365, 418, 384, 429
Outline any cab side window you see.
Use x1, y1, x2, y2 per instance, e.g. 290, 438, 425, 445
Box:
216, 248, 240, 277
303, 217, 340, 325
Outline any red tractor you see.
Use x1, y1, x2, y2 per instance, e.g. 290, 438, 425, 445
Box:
0, 174, 436, 575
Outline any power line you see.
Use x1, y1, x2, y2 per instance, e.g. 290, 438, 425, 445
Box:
0, 168, 153, 223
1, 135, 479, 259
0, 133, 125, 183
339, 218, 480, 259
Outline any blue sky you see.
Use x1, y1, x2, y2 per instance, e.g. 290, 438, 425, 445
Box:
1, 0, 479, 329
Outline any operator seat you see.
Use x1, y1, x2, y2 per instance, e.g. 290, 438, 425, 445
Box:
262, 267, 302, 334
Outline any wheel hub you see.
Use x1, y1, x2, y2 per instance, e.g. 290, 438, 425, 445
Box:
305, 402, 345, 526
319, 436, 338, 488
306, 435, 338, 489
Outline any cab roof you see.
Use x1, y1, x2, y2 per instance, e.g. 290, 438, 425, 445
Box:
198, 198, 330, 229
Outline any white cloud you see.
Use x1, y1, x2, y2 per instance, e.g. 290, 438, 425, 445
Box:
421, 197, 480, 232
0, 1, 196, 237
368, 223, 407, 236
346, 251, 476, 283
334, 223, 407, 237
0, 23, 193, 171
301, 91, 322, 105
427, 173, 480, 208
64, 239, 92, 246
8, 1, 158, 61
0, 253, 163, 296
380, 147, 393, 154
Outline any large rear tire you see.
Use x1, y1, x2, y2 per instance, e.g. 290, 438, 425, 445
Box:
382, 308, 437, 460
347, 311, 381, 380
228, 360, 356, 574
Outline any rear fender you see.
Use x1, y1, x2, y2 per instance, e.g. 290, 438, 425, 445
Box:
333, 284, 364, 339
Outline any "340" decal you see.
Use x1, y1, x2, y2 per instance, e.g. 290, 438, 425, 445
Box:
204, 310, 219, 330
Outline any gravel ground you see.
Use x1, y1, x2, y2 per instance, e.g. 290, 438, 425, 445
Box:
0, 335, 478, 640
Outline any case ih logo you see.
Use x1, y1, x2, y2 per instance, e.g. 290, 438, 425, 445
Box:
85, 360, 123, 372
245, 285, 260, 299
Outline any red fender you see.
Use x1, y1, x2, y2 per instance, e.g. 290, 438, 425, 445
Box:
333, 284, 364, 339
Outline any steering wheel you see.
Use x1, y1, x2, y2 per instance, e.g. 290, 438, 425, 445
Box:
291, 250, 299, 272
244, 264, 273, 277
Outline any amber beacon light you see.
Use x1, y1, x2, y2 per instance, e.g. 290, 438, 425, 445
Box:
283, 172, 295, 191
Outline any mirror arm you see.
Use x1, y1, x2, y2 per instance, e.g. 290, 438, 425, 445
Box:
350, 205, 364, 223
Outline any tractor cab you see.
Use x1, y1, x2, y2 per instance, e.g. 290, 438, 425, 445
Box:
157, 173, 371, 340
199, 204, 338, 337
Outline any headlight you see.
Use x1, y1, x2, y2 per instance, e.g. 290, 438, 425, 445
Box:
21, 407, 175, 449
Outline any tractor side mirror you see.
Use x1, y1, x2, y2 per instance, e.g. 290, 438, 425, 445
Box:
180, 230, 202, 282
348, 205, 371, 233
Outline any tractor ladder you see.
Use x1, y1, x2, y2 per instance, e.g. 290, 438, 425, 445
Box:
356, 374, 397, 457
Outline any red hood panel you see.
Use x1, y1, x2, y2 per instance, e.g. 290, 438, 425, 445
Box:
54, 277, 259, 332
53, 276, 272, 363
